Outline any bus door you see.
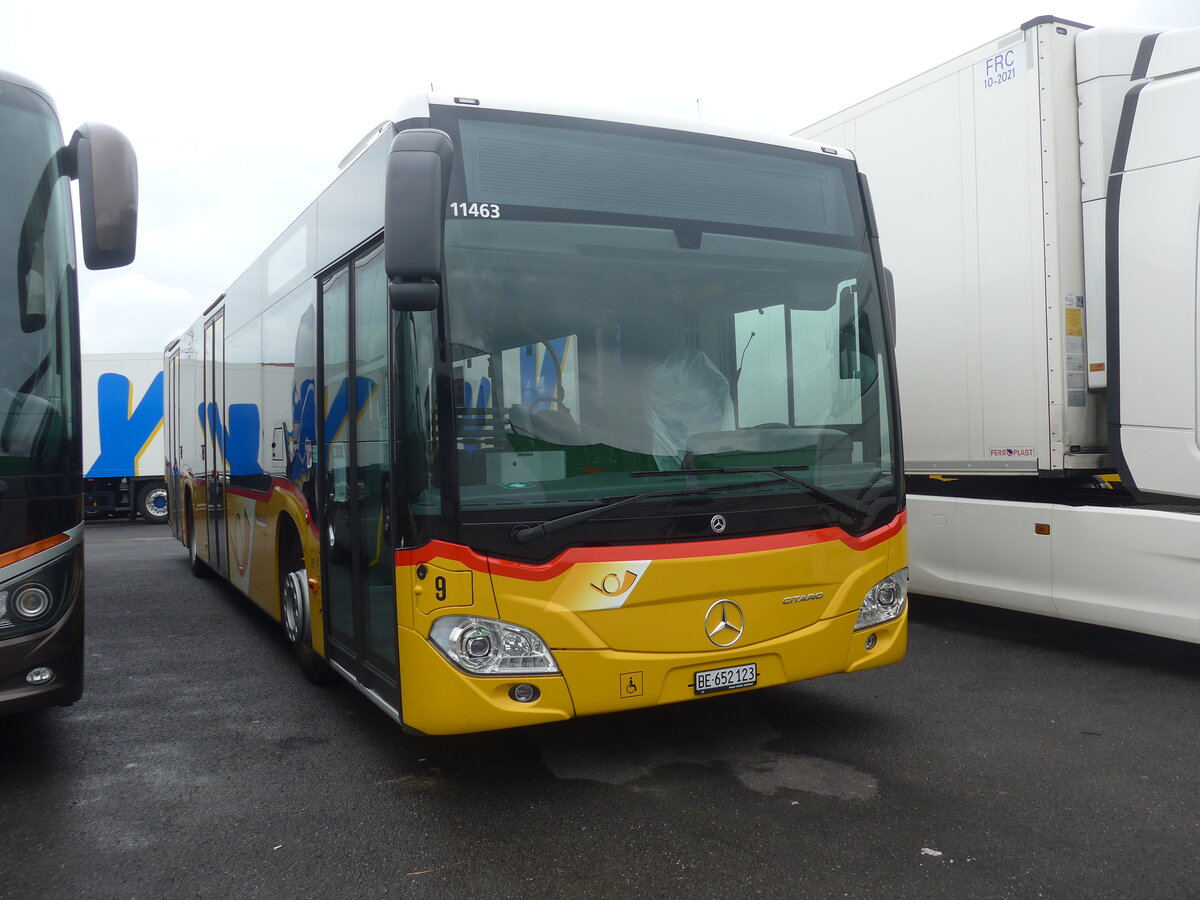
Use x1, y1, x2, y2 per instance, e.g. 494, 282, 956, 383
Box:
318, 247, 399, 708
203, 310, 227, 577
166, 348, 181, 542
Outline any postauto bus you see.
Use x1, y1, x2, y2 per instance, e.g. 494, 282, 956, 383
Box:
164, 95, 906, 735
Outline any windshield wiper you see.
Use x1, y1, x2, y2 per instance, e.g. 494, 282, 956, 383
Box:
510, 479, 781, 544
632, 465, 868, 525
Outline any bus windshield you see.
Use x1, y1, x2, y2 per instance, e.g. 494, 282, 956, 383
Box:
0, 79, 77, 484
434, 108, 898, 549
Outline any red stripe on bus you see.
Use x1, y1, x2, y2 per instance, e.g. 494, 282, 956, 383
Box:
224, 478, 317, 535
225, 478, 309, 505
394, 511, 906, 582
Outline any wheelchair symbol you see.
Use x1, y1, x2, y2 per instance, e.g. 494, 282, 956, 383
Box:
620, 671, 643, 698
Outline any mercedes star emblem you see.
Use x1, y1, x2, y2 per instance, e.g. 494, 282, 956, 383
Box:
710, 514, 727, 534
704, 599, 745, 647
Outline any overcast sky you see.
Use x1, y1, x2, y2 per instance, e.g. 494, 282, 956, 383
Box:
3, 0, 1199, 354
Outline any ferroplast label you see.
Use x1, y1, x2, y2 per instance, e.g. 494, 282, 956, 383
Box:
989, 447, 1035, 458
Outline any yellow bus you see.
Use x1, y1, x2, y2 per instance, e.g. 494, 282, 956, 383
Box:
164, 95, 907, 735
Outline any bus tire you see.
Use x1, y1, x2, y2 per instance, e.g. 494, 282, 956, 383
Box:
186, 498, 209, 578
280, 537, 334, 685
137, 482, 169, 523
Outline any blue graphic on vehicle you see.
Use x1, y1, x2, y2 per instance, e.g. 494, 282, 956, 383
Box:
193, 375, 372, 481
87, 372, 164, 479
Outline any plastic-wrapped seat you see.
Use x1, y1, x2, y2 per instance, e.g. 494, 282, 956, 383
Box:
644, 348, 734, 468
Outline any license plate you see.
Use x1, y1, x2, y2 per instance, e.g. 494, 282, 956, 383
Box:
694, 662, 758, 694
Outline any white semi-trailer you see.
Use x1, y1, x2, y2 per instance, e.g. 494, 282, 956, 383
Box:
797, 16, 1200, 643
82, 352, 167, 523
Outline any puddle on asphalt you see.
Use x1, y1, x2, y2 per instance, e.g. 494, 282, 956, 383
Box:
727, 753, 877, 799
534, 705, 877, 800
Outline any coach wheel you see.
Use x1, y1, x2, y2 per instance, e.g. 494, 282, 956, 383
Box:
186, 500, 208, 578
281, 543, 334, 684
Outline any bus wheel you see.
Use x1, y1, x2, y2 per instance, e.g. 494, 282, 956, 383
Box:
281, 545, 334, 685
186, 500, 209, 578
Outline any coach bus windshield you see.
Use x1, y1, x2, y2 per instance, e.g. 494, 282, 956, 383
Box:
0, 78, 77, 485
432, 108, 899, 555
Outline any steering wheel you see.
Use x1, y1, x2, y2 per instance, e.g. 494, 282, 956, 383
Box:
528, 396, 562, 413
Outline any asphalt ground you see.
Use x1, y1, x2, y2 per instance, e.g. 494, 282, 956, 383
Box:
2, 518, 1198, 898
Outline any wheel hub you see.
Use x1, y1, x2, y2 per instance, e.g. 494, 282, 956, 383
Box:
282, 569, 307, 644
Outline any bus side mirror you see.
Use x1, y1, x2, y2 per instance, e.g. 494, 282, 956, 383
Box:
385, 128, 454, 312
69, 123, 138, 270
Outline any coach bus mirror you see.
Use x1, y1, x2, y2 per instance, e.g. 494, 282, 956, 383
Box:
385, 128, 454, 312
69, 123, 138, 270
390, 280, 442, 310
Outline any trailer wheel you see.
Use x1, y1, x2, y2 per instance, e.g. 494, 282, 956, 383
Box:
137, 482, 169, 523
281, 532, 334, 685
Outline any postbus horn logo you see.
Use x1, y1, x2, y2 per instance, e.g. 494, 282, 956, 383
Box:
591, 571, 639, 596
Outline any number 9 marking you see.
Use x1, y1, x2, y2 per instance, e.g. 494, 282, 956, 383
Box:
435, 576, 448, 602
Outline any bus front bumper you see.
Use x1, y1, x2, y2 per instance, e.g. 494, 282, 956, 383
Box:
0, 598, 84, 715
397, 609, 906, 736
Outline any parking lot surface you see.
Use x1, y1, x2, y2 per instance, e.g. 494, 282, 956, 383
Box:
2, 519, 1198, 898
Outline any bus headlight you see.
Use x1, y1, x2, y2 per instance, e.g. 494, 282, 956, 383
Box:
854, 569, 908, 631
4, 584, 56, 626
429, 615, 559, 676
12, 584, 53, 620
0, 545, 81, 638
